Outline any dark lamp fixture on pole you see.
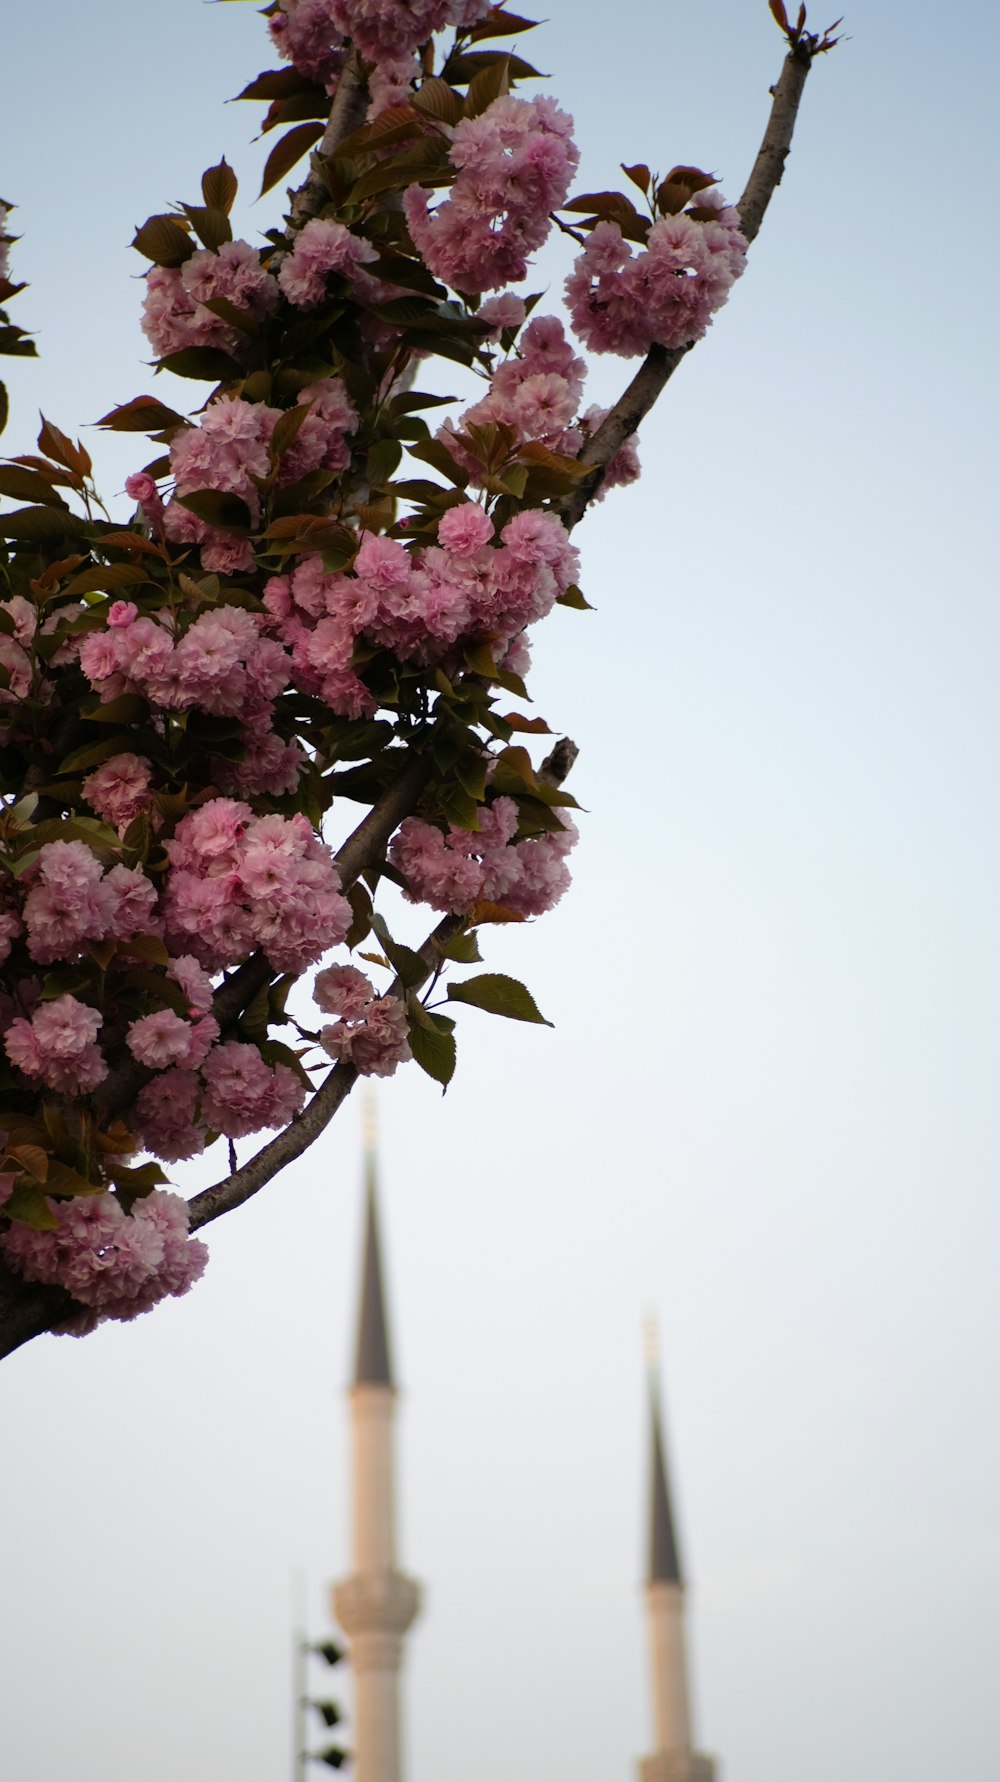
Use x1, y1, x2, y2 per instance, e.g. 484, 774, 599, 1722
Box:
293, 1627, 350, 1781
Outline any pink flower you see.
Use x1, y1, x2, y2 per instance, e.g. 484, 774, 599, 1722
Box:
314, 964, 374, 1020
4, 993, 107, 1094
133, 1068, 206, 1163
277, 218, 378, 309
478, 292, 527, 338
199, 1040, 306, 1138
403, 94, 579, 294
127, 1009, 218, 1071
320, 994, 411, 1077
82, 752, 153, 829
167, 954, 214, 1014
0, 1189, 209, 1329
565, 205, 746, 357
437, 502, 495, 557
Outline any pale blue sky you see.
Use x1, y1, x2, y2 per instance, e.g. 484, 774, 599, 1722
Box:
1, 3, 999, 1780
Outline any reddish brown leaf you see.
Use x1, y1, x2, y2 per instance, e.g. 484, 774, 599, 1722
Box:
95, 395, 187, 433
38, 415, 91, 479
131, 214, 194, 267
259, 122, 325, 198
201, 158, 238, 214
500, 713, 552, 733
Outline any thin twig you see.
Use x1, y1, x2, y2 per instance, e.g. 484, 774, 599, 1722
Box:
556, 41, 820, 530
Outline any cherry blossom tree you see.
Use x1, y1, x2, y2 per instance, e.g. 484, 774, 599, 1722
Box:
0, 0, 838, 1358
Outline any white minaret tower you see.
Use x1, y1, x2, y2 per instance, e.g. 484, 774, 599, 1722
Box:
639, 1323, 717, 1782
331, 1110, 420, 1782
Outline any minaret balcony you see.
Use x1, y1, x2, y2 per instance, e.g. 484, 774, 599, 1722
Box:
331, 1569, 422, 1639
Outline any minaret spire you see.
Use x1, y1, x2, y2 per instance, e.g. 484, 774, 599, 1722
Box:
638, 1318, 717, 1782
354, 1104, 393, 1387
647, 1336, 682, 1587
332, 1095, 421, 1782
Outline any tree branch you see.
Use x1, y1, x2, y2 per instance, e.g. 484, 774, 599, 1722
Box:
187, 736, 580, 1225
556, 39, 819, 531
187, 1058, 358, 1232
287, 50, 370, 233
736, 41, 814, 247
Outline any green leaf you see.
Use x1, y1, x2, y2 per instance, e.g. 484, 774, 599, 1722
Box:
1, 1183, 57, 1230
116, 934, 171, 966
370, 911, 428, 989
408, 437, 469, 487
104, 1160, 169, 1192
405, 999, 456, 1087
346, 880, 373, 950
269, 403, 311, 461
366, 437, 403, 485
158, 346, 241, 382
45, 1160, 104, 1197
59, 734, 137, 775
556, 583, 594, 610
446, 971, 551, 1024
175, 488, 252, 531
435, 929, 482, 964
82, 694, 148, 726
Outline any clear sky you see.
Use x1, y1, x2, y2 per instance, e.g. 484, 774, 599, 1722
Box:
2, 2, 999, 1780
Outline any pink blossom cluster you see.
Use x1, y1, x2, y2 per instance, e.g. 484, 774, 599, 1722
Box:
141, 240, 279, 360
0, 1189, 208, 1332
161, 799, 351, 974
404, 94, 579, 294
16, 839, 157, 967
438, 316, 640, 497
269, 0, 346, 86
0, 908, 22, 965
332, 0, 489, 59
0, 594, 86, 713
5, 992, 107, 1094
263, 502, 579, 709
443, 314, 585, 462
276, 218, 378, 309
78, 603, 304, 802
158, 386, 358, 574
81, 752, 153, 832
81, 598, 288, 721
132, 1040, 306, 1160
127, 1007, 219, 1071
390, 795, 578, 916
314, 966, 411, 1076
565, 197, 747, 357
269, 0, 489, 83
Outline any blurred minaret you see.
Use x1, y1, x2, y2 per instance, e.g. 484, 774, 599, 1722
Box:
332, 1102, 421, 1782
639, 1320, 717, 1782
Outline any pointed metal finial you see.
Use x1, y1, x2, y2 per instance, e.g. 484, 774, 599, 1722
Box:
642, 1310, 661, 1371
